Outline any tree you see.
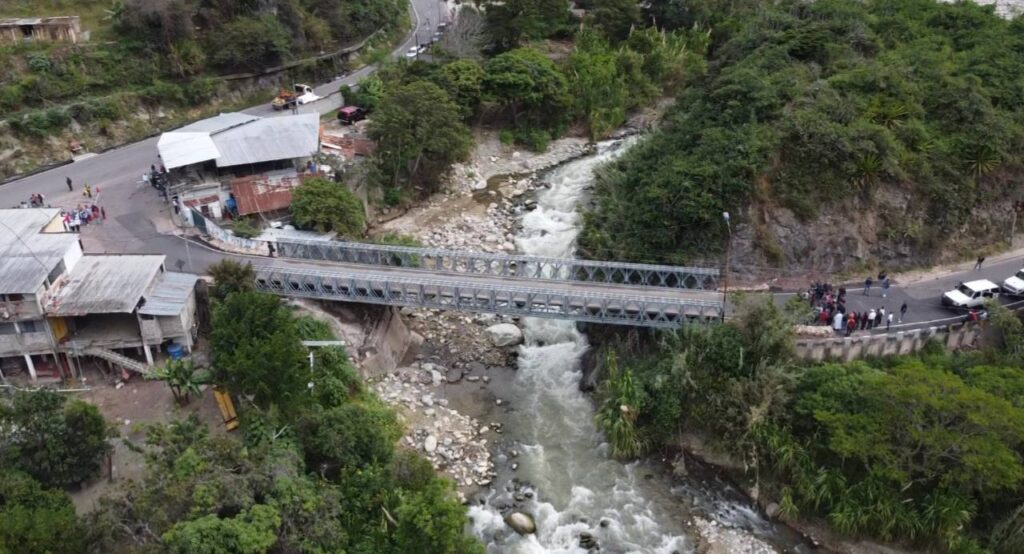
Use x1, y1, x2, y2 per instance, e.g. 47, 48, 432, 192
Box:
567, 32, 630, 139
162, 505, 281, 554
588, 0, 643, 42
210, 292, 308, 408
149, 359, 210, 405
594, 352, 646, 458
208, 15, 292, 72
0, 391, 112, 488
369, 80, 472, 189
208, 259, 255, 302
484, 47, 571, 131
436, 60, 486, 119
290, 177, 365, 236
482, 0, 571, 51
0, 471, 83, 554
301, 400, 402, 475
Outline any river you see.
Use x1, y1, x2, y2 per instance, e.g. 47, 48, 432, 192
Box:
468, 139, 812, 553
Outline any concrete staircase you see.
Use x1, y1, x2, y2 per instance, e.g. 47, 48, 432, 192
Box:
82, 347, 150, 375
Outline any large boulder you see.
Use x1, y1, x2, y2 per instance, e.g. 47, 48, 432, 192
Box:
486, 323, 523, 347
504, 512, 536, 535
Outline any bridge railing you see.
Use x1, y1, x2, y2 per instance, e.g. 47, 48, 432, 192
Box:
252, 265, 722, 328
272, 240, 720, 290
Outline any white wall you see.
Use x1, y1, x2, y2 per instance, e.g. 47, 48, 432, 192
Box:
62, 240, 83, 274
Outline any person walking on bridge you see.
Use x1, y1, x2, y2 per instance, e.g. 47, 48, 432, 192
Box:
975, 256, 986, 270
863, 276, 873, 296
65, 176, 73, 192
882, 277, 890, 298
899, 302, 908, 323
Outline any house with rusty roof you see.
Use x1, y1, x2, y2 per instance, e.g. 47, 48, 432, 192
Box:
0, 209, 198, 382
157, 112, 320, 220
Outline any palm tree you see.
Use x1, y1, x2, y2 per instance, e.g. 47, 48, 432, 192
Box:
102, 1, 125, 24
149, 359, 210, 405
963, 144, 1000, 178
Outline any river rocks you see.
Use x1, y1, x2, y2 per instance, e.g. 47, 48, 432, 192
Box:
692, 517, 777, 554
504, 512, 536, 535
579, 532, 598, 550
372, 362, 496, 494
446, 367, 463, 383
765, 502, 781, 519
486, 323, 524, 347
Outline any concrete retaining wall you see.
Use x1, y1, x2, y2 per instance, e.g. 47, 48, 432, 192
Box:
795, 323, 982, 362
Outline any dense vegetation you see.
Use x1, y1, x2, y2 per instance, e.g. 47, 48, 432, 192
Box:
597, 298, 1024, 552
0, 0, 406, 137
580, 0, 1024, 266
346, 7, 704, 198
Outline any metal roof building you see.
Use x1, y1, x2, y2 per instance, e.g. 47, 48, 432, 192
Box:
0, 208, 79, 294
46, 255, 165, 316
139, 272, 199, 316
157, 112, 320, 170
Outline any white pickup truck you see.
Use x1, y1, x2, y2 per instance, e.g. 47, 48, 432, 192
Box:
272, 84, 321, 110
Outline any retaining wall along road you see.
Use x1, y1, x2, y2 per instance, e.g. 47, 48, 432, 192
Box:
795, 323, 982, 362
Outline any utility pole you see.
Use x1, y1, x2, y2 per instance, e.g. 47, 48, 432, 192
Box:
721, 211, 731, 322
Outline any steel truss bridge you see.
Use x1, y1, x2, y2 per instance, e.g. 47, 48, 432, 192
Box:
273, 239, 720, 290
254, 258, 723, 329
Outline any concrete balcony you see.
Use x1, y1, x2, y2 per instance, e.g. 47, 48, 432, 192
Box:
0, 331, 52, 358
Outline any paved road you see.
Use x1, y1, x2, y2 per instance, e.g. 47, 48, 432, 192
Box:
0, 0, 438, 208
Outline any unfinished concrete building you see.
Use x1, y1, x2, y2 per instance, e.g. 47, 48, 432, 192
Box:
0, 16, 85, 44
0, 209, 198, 381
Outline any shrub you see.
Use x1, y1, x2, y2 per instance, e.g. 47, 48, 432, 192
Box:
290, 177, 366, 236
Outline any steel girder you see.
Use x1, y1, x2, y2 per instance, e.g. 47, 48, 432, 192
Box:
252, 266, 722, 328
273, 240, 720, 290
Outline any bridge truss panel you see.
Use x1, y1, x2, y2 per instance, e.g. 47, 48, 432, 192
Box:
273, 240, 720, 290
252, 266, 722, 328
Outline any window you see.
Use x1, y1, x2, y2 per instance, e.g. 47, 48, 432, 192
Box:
47, 260, 66, 284
19, 320, 39, 333
0, 323, 16, 335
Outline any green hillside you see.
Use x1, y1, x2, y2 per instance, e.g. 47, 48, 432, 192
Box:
580, 0, 1024, 269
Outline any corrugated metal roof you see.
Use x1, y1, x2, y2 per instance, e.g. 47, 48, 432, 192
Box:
213, 114, 320, 167
46, 255, 165, 316
0, 208, 78, 294
139, 272, 198, 316
157, 112, 318, 170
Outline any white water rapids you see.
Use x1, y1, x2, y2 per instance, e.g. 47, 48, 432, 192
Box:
467, 140, 810, 553
468, 140, 690, 553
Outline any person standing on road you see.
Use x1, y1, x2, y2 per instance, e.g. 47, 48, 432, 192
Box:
833, 310, 844, 333
899, 302, 908, 323
83, 183, 91, 198
877, 307, 886, 328
886, 312, 893, 331
860, 311, 868, 330
864, 276, 873, 296
867, 308, 876, 329
882, 277, 890, 298
66, 176, 73, 192
975, 256, 986, 270
846, 312, 857, 337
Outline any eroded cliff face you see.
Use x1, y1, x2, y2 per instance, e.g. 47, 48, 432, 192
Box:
729, 182, 1022, 284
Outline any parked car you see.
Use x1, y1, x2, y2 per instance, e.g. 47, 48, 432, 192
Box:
405, 46, 418, 59
337, 106, 367, 125
1003, 269, 1024, 295
431, 32, 442, 43
941, 279, 1000, 309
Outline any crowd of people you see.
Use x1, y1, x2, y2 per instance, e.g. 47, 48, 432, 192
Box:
806, 279, 908, 335
61, 203, 105, 232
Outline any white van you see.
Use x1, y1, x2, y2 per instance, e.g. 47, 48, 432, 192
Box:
1003, 269, 1024, 296
941, 279, 1000, 309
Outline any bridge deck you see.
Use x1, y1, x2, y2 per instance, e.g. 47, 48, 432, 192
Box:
255, 261, 723, 328
274, 239, 720, 290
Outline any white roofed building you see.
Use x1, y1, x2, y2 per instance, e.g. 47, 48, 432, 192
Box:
0, 209, 199, 382
157, 112, 321, 220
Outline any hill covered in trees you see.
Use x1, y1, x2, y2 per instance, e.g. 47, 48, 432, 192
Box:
580, 0, 1024, 274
